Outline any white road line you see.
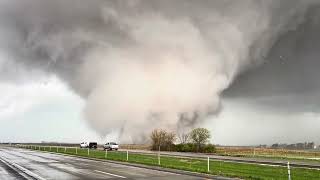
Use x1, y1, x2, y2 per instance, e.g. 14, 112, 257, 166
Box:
0, 156, 47, 180
94, 170, 126, 179
0, 158, 33, 180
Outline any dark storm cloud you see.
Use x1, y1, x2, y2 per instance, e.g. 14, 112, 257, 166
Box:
224, 5, 320, 112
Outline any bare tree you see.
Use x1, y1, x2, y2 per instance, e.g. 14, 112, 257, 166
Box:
177, 132, 190, 144
150, 129, 176, 151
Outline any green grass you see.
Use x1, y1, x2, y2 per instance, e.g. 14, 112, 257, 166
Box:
21, 145, 320, 180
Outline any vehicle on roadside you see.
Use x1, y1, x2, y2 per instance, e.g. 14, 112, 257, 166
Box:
80, 142, 88, 148
80, 142, 98, 149
103, 142, 119, 151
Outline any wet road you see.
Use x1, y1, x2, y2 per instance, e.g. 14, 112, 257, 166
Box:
0, 157, 27, 180
0, 147, 206, 180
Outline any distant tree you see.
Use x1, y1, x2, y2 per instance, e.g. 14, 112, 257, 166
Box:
271, 143, 279, 148
190, 128, 211, 152
150, 129, 176, 151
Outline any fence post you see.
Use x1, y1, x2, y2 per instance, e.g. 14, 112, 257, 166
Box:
158, 152, 161, 165
127, 151, 129, 161
207, 157, 210, 172
287, 162, 291, 180
105, 149, 108, 159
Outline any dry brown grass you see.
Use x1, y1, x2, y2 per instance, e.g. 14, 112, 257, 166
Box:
216, 146, 320, 158
119, 144, 152, 150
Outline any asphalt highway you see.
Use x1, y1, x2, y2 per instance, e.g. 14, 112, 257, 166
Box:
0, 147, 211, 180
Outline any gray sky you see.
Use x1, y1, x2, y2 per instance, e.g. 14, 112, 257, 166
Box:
0, 0, 320, 145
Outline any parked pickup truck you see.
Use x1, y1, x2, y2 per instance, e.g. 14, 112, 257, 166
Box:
80, 142, 97, 149
103, 142, 119, 151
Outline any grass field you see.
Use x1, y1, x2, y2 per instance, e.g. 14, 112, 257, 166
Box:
120, 144, 320, 164
18, 145, 320, 180
120, 144, 320, 161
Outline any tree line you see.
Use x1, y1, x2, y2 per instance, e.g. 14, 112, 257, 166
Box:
150, 128, 215, 153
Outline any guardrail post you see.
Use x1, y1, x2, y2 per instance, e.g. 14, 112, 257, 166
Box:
287, 162, 291, 180
57, 146, 58, 152
64, 147, 66, 153
76, 147, 78, 154
50, 146, 51, 151
105, 149, 108, 159
207, 157, 210, 172
87, 148, 89, 156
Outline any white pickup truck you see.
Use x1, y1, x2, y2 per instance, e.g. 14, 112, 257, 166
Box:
103, 142, 119, 151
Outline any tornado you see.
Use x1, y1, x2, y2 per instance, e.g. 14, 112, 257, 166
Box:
0, 0, 318, 142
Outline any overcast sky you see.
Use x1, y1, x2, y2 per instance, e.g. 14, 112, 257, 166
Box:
0, 75, 122, 143
214, 13, 320, 145
1, 0, 320, 145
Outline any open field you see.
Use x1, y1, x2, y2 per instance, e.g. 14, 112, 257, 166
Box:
215, 147, 320, 160
16, 145, 320, 180
121, 144, 320, 162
